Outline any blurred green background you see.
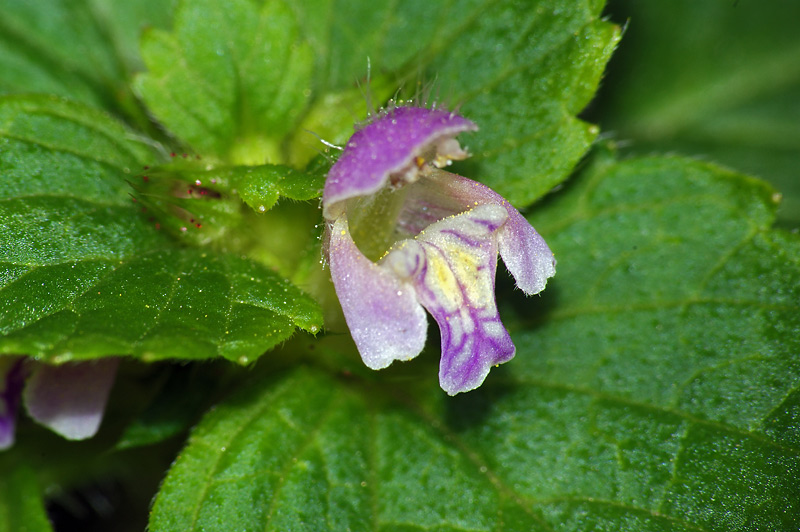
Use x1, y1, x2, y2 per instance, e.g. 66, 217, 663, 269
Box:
586, 0, 800, 228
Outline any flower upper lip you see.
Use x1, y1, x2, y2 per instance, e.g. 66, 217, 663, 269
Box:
322, 106, 477, 220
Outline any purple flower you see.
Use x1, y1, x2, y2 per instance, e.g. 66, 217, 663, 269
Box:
0, 357, 118, 450
323, 106, 555, 394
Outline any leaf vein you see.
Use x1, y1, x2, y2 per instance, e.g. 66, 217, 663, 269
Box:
502, 377, 800, 456
532, 495, 708, 532
545, 297, 799, 324
185, 376, 301, 531
131, 253, 190, 351
2, 102, 148, 164
394, 391, 556, 532
0, 131, 140, 173
262, 393, 345, 532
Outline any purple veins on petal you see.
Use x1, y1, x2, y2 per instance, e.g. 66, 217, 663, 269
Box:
24, 358, 119, 441
382, 205, 515, 395
404, 169, 556, 295
328, 216, 428, 370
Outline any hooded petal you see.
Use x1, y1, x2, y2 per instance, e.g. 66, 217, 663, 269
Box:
0, 358, 25, 450
382, 205, 515, 394
322, 107, 477, 220
328, 215, 428, 369
402, 169, 556, 294
23, 358, 119, 440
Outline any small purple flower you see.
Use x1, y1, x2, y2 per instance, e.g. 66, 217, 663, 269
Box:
0, 357, 118, 450
323, 106, 555, 395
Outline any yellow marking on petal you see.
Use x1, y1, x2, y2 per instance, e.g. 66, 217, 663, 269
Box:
434, 240, 493, 308
432, 254, 458, 292
425, 251, 462, 312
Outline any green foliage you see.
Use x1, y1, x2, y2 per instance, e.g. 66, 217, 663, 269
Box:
134, 0, 314, 163
0, 0, 174, 128
136, 0, 618, 204
0, 0, 122, 106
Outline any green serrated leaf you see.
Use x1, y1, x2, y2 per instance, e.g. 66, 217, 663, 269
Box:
1, 248, 321, 363
231, 164, 324, 210
0, 96, 322, 362
150, 153, 799, 531
134, 0, 314, 164
508, 150, 798, 530
593, 0, 800, 227
437, 0, 619, 207
0, 464, 53, 532
0, 95, 155, 179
